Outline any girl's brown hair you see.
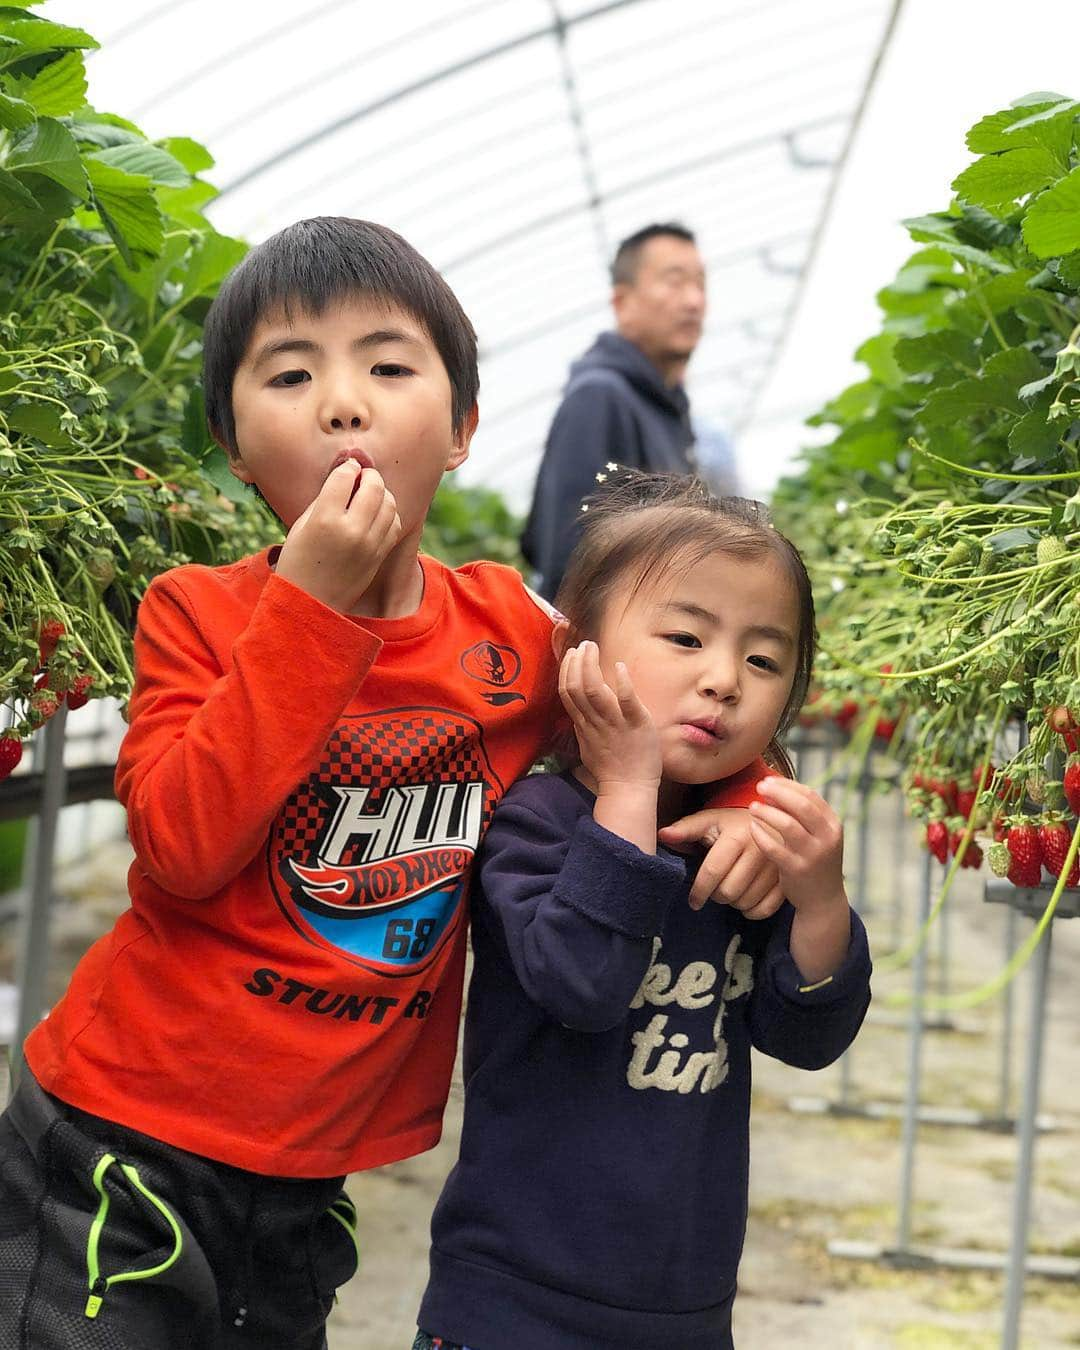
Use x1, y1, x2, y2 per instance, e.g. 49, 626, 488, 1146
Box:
553, 472, 816, 777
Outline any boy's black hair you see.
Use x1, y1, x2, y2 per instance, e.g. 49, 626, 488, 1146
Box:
203, 217, 479, 453
610, 222, 697, 286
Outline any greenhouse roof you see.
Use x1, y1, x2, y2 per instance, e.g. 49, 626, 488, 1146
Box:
42, 0, 900, 506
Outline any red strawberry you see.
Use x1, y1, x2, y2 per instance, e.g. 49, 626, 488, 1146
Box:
1046, 706, 1078, 753
1064, 755, 1080, 817
973, 763, 993, 787
0, 734, 22, 779
949, 827, 982, 869
926, 820, 949, 864
1038, 819, 1079, 887
929, 776, 958, 813
956, 788, 977, 818
834, 699, 859, 731
1006, 823, 1044, 888
66, 674, 93, 711
874, 716, 898, 741
36, 618, 65, 665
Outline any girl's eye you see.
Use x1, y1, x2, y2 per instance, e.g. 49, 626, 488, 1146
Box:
665, 632, 700, 648
748, 655, 780, 673
269, 369, 309, 387
373, 362, 412, 377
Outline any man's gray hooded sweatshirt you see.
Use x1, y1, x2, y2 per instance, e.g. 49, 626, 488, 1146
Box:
521, 331, 697, 600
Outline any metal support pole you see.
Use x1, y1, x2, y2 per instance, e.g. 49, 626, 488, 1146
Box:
9, 706, 69, 1095
1001, 915, 1053, 1350
837, 768, 872, 1108
998, 904, 1017, 1121
896, 848, 932, 1252
855, 768, 872, 917
821, 739, 835, 806
891, 788, 906, 951
937, 857, 951, 1001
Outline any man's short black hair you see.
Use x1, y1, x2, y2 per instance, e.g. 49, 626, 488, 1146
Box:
203, 217, 479, 453
610, 222, 697, 286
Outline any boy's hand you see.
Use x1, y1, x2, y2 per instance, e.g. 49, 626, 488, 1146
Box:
747, 777, 846, 913
559, 641, 661, 853
659, 808, 783, 915
275, 464, 403, 613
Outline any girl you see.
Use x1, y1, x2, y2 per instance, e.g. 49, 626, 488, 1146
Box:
413, 474, 871, 1350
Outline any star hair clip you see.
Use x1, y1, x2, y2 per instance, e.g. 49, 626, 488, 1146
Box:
581, 463, 624, 510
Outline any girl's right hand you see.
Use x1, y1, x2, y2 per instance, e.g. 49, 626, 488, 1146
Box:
559, 642, 662, 851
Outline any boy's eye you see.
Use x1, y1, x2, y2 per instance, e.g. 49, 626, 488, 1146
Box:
664, 632, 700, 648
748, 655, 780, 673
373, 362, 412, 377
269, 369, 309, 387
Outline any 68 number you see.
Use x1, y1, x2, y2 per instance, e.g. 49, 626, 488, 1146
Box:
382, 917, 437, 959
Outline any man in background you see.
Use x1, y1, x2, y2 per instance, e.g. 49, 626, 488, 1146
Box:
521, 222, 707, 600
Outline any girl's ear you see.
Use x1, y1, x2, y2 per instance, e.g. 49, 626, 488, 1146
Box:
551, 619, 570, 662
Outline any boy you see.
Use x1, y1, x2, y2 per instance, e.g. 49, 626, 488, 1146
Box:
0, 218, 772, 1350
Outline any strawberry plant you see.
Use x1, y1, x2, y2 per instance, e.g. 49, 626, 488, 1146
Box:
772, 91, 1080, 900
0, 8, 276, 748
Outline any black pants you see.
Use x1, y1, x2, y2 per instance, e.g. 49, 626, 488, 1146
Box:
0, 1072, 358, 1350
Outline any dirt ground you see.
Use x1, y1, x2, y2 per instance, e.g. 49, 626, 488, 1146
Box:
3, 788, 1080, 1349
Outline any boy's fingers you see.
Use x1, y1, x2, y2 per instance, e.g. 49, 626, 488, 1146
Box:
659, 810, 722, 852
319, 461, 367, 510
344, 470, 392, 523
688, 838, 740, 908
710, 850, 771, 909
286, 497, 318, 538
733, 865, 781, 911
741, 885, 786, 921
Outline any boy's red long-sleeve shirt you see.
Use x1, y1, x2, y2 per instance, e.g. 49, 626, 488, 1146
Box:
25, 549, 560, 1178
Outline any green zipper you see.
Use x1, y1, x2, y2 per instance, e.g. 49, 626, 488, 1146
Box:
84, 1152, 184, 1319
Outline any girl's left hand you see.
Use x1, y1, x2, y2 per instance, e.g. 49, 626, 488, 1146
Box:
558, 640, 662, 795
747, 777, 846, 912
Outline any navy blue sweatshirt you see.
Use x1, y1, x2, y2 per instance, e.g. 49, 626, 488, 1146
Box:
419, 772, 872, 1350
520, 332, 698, 600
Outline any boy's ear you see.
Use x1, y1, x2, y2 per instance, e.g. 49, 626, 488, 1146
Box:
445, 402, 478, 472
212, 426, 255, 484
550, 619, 570, 662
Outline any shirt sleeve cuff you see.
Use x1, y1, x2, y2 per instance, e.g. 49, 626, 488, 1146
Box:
764, 905, 873, 1006
555, 816, 688, 938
